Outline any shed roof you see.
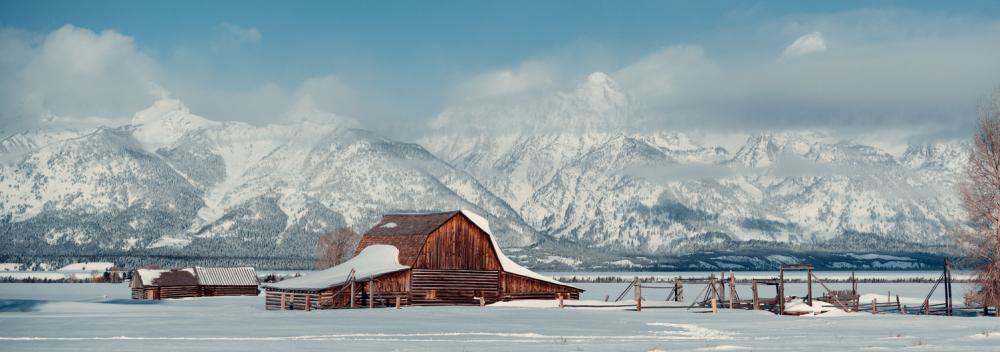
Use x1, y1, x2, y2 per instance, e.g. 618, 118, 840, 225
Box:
263, 245, 409, 291
134, 268, 198, 287
194, 267, 259, 286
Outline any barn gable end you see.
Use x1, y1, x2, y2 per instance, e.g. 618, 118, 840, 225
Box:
355, 211, 458, 266
413, 212, 501, 271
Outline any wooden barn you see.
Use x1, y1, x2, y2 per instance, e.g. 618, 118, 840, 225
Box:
262, 210, 582, 310
130, 267, 259, 300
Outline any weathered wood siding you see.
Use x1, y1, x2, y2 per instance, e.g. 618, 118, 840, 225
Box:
411, 269, 498, 305
414, 214, 501, 271
264, 270, 411, 310
200, 285, 259, 297
501, 273, 581, 300
157, 286, 200, 299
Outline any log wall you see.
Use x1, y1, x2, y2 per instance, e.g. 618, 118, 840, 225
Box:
158, 286, 200, 299
501, 273, 581, 300
411, 269, 499, 305
201, 285, 259, 297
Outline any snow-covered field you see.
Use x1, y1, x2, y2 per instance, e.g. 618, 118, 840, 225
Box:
2, 281, 1000, 351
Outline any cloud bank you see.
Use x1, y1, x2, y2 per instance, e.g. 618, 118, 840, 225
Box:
0, 25, 164, 132
0, 24, 361, 134
783, 32, 827, 57
439, 9, 1000, 145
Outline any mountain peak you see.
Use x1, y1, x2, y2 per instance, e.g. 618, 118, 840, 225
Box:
732, 131, 820, 167
131, 99, 191, 126
575, 72, 627, 113
130, 99, 217, 151
585, 71, 614, 85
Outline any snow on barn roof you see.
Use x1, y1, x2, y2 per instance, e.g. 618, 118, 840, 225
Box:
135, 268, 198, 287
358, 209, 576, 290
194, 267, 259, 286
263, 245, 409, 290
458, 210, 577, 289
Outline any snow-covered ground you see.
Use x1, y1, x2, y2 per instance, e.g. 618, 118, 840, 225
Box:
54, 262, 114, 272
1, 282, 999, 351
547, 270, 975, 282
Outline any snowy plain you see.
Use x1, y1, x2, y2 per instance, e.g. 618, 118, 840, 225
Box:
2, 277, 1000, 352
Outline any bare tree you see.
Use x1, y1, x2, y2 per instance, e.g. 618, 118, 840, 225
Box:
958, 87, 1000, 311
316, 227, 361, 270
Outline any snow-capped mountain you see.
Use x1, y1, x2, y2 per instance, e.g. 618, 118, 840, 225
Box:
423, 72, 967, 264
0, 100, 538, 266
0, 73, 971, 270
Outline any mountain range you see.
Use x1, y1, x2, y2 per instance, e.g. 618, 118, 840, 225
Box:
0, 73, 968, 270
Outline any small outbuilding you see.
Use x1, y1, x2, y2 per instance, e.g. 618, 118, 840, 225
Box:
130, 267, 259, 300
130, 268, 199, 299
263, 210, 582, 310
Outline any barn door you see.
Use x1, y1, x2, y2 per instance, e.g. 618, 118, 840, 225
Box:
410, 269, 499, 305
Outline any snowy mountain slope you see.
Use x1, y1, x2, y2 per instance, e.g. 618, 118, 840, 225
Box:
0, 73, 971, 269
0, 126, 205, 252
0, 100, 538, 262
424, 72, 968, 260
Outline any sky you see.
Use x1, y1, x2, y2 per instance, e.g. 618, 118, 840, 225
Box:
2, 0, 1000, 149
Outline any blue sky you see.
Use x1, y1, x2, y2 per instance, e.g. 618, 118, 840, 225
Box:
2, 1, 1000, 146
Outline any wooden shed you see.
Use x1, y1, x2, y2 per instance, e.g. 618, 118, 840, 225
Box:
194, 267, 260, 297
130, 267, 259, 300
130, 268, 200, 299
262, 210, 582, 310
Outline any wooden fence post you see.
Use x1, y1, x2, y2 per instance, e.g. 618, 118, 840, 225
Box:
711, 298, 718, 314
635, 278, 642, 312
896, 295, 901, 314
368, 281, 374, 309
395, 296, 401, 309
281, 293, 286, 310
350, 280, 356, 308
558, 294, 564, 309
719, 272, 726, 303
675, 277, 684, 302
751, 280, 759, 310
305, 295, 311, 311
806, 267, 813, 307
729, 272, 736, 309
778, 268, 785, 315
872, 299, 877, 314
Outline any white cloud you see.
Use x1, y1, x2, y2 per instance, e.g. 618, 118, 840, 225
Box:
614, 45, 717, 104
449, 61, 555, 102
0, 25, 164, 132
782, 32, 827, 57
0, 24, 366, 136
609, 14, 1000, 137
432, 9, 999, 143
216, 23, 261, 44
173, 75, 361, 127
